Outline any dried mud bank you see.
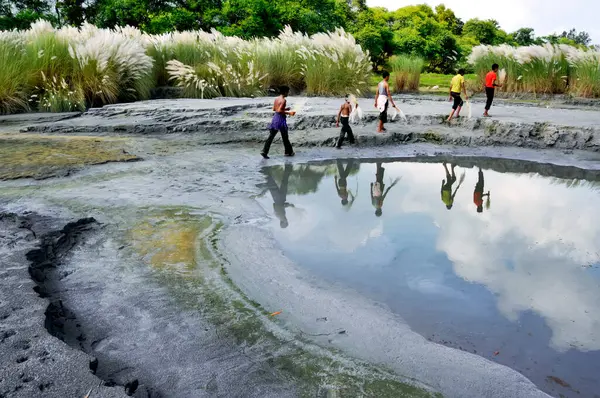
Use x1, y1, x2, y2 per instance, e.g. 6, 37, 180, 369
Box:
0, 213, 127, 398
17, 97, 600, 152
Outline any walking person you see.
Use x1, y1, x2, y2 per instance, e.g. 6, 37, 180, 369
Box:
447, 69, 468, 122
374, 71, 397, 133
336, 95, 356, 149
261, 86, 295, 159
483, 64, 502, 117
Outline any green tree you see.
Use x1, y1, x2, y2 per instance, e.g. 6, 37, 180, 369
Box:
350, 7, 394, 68
55, 0, 86, 26
463, 18, 509, 45
219, 0, 281, 37
435, 4, 463, 36
511, 27, 536, 46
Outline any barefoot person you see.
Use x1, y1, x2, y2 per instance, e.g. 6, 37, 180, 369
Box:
447, 69, 468, 121
336, 95, 356, 149
261, 86, 295, 159
483, 64, 502, 117
374, 71, 397, 133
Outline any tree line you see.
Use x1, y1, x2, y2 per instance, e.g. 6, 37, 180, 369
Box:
0, 1, 593, 73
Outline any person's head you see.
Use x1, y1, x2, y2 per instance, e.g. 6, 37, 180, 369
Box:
345, 94, 350, 102
446, 204, 453, 210
477, 206, 483, 213
382, 70, 390, 81
279, 85, 290, 97
280, 219, 289, 228
491, 63, 499, 72
375, 208, 382, 217
458, 68, 465, 76
341, 199, 349, 206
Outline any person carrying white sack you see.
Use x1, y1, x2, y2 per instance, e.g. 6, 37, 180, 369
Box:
374, 70, 397, 133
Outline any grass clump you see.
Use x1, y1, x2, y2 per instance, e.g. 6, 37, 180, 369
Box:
468, 43, 600, 97
390, 55, 423, 92
0, 21, 371, 110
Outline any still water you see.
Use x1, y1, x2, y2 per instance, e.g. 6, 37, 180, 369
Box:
257, 157, 600, 398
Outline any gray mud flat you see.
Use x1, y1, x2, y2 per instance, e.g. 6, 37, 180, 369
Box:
1, 97, 599, 398
16, 96, 600, 152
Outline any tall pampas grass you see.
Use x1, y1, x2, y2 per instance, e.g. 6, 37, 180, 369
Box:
468, 43, 599, 97
0, 21, 371, 113
390, 55, 423, 92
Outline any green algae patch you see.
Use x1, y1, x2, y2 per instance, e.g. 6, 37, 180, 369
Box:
0, 134, 140, 180
126, 208, 442, 398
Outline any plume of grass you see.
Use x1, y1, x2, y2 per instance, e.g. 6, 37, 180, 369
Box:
390, 55, 423, 92
299, 28, 372, 96
567, 50, 600, 98
0, 36, 30, 114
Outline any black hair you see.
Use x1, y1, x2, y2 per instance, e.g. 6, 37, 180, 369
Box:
446, 204, 453, 210
375, 209, 382, 217
477, 206, 483, 213
492, 63, 499, 71
382, 70, 390, 79
458, 68, 465, 75
341, 199, 349, 206
279, 85, 290, 95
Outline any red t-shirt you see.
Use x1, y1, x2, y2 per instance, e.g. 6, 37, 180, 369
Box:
474, 192, 483, 207
485, 71, 497, 88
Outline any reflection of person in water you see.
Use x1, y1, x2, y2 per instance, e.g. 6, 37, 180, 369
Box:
265, 163, 295, 228
335, 159, 357, 208
370, 162, 399, 217
474, 167, 491, 213
441, 162, 460, 210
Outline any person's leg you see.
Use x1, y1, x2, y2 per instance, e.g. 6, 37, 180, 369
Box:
484, 88, 494, 115
337, 124, 346, 148
262, 129, 278, 158
456, 98, 464, 117
280, 127, 294, 155
347, 125, 355, 144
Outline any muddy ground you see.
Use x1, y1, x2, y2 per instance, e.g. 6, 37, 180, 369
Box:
1, 96, 599, 398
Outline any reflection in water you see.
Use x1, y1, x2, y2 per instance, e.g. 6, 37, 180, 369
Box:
263, 163, 294, 228
474, 167, 491, 213
258, 158, 600, 398
440, 162, 466, 210
371, 162, 400, 217
335, 159, 357, 209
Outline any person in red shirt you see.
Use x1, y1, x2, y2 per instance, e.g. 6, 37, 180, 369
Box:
473, 167, 490, 213
483, 63, 502, 117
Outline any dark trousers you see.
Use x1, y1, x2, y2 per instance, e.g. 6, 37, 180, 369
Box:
337, 117, 355, 148
485, 87, 495, 110
262, 127, 293, 155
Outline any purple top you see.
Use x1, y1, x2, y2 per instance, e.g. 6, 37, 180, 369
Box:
269, 112, 288, 131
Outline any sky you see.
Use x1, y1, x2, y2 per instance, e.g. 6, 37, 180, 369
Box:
365, 0, 600, 44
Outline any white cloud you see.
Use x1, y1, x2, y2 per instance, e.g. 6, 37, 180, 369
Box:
366, 0, 600, 44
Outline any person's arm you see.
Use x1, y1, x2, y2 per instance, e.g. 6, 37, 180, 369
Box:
276, 100, 294, 115
370, 183, 374, 201
335, 175, 340, 191
336, 104, 343, 127
493, 74, 502, 88
374, 87, 379, 108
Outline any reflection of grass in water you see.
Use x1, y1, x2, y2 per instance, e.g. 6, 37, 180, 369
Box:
126, 208, 441, 397
549, 177, 600, 191
0, 134, 139, 180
